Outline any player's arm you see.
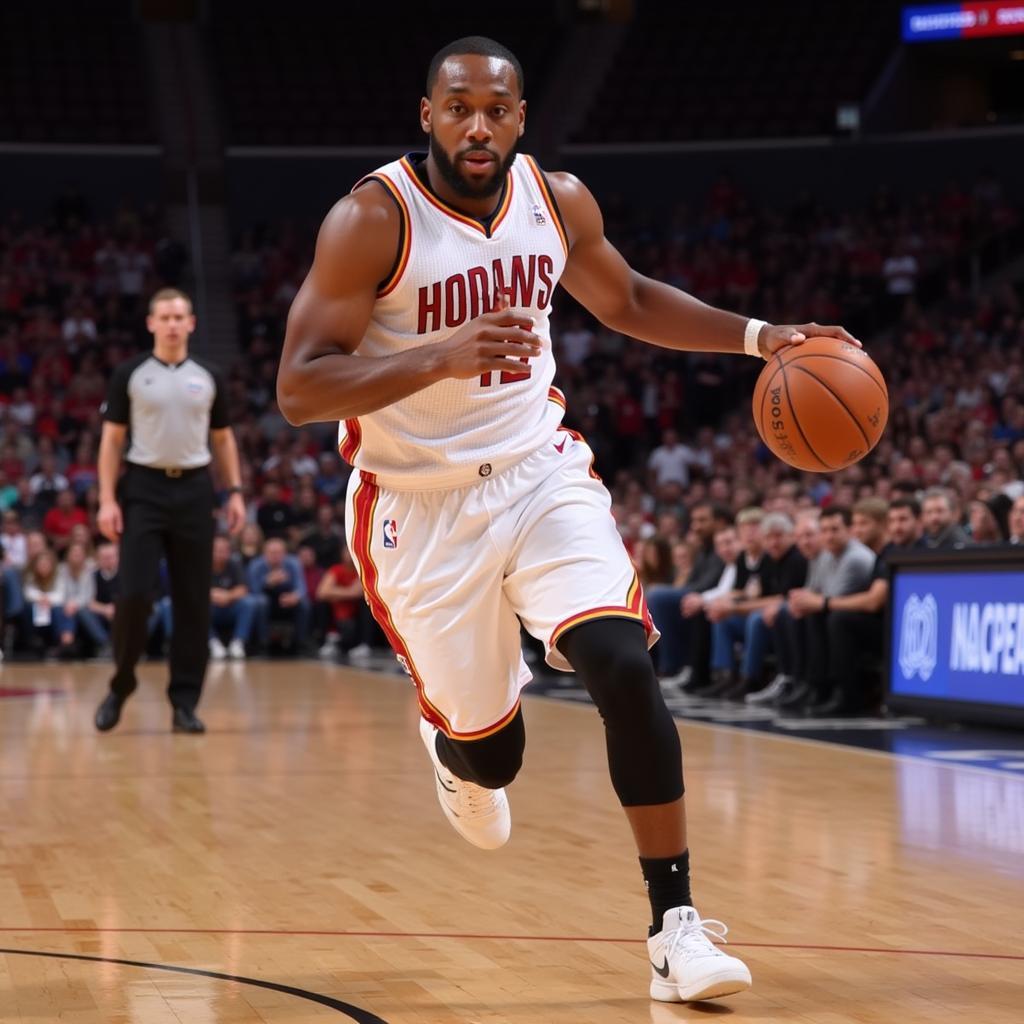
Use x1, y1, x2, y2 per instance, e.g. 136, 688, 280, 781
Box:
277, 186, 543, 426
551, 174, 858, 358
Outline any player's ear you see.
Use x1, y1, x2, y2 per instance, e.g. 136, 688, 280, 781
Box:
420, 97, 431, 134
518, 100, 526, 138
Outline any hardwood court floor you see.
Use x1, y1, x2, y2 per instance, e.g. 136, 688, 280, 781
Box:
1, 658, 1022, 1023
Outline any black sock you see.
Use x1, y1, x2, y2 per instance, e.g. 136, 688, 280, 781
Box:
640, 850, 692, 936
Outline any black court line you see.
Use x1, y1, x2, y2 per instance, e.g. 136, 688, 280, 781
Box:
0, 947, 390, 1023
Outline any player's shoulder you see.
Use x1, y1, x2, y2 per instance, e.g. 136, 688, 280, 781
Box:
530, 164, 590, 205
327, 177, 401, 233
313, 180, 400, 274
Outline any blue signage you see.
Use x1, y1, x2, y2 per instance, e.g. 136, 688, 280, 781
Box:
891, 568, 1024, 708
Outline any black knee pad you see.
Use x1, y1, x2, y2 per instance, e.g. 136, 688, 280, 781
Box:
558, 618, 683, 806
436, 707, 525, 790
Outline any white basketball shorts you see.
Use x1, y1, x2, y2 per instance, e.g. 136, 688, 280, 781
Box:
344, 427, 658, 739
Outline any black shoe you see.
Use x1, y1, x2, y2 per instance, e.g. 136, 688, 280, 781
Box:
722, 677, 758, 703
803, 687, 839, 717
808, 691, 869, 718
775, 679, 812, 712
172, 707, 206, 734
691, 670, 734, 699
95, 693, 124, 732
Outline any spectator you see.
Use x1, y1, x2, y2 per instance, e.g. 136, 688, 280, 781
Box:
919, 488, 971, 550
237, 522, 265, 567
11, 478, 44, 531
741, 513, 810, 706
298, 543, 328, 645
23, 549, 74, 657
302, 504, 343, 569
208, 534, 255, 660
256, 480, 293, 539
648, 502, 732, 684
970, 493, 1012, 544
43, 489, 88, 552
647, 429, 694, 490
58, 540, 109, 655
88, 541, 119, 647
635, 535, 674, 588
248, 536, 309, 654
785, 507, 877, 714
314, 452, 347, 503
316, 545, 375, 659
702, 508, 766, 698
29, 454, 69, 511
1010, 495, 1024, 544
1, 510, 27, 570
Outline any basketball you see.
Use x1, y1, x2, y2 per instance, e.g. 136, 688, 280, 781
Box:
752, 338, 889, 472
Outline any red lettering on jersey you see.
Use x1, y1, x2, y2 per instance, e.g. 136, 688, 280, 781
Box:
467, 266, 491, 320
444, 275, 467, 328
536, 254, 554, 309
491, 258, 508, 303
509, 255, 536, 307
418, 282, 441, 334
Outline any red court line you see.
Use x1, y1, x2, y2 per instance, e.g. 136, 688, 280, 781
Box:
1, 927, 1021, 962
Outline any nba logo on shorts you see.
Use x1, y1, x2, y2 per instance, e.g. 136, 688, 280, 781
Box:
382, 519, 399, 549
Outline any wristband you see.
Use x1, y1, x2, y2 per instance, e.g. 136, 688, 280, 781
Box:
744, 318, 767, 358
227, 485, 243, 495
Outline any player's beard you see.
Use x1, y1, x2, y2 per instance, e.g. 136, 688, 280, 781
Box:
429, 133, 518, 200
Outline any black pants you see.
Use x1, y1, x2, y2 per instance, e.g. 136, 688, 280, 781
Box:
804, 609, 884, 703
110, 465, 215, 711
829, 610, 884, 705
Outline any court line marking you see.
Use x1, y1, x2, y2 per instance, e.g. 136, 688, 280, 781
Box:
2, 929, 1021, 962
0, 947, 389, 1022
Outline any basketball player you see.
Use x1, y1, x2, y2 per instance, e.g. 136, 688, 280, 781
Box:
277, 37, 858, 1003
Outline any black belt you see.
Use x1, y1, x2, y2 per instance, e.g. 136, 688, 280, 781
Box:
128, 463, 208, 480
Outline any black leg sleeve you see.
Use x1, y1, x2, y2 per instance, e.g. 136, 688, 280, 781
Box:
164, 475, 215, 712
558, 618, 683, 807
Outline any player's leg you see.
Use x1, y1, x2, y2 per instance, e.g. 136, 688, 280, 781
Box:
164, 474, 215, 721
507, 432, 750, 1002
345, 471, 526, 849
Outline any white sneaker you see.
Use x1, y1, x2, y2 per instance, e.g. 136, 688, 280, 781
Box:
648, 906, 752, 1002
659, 666, 692, 690
418, 717, 511, 850
348, 642, 372, 660
228, 638, 246, 660
746, 673, 792, 705
209, 637, 227, 660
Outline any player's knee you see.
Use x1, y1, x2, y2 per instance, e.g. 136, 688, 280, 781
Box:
560, 620, 661, 731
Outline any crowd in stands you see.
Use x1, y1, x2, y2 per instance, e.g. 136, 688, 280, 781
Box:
2, 176, 1024, 720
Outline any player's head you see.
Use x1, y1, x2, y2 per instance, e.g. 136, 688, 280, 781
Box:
147, 288, 196, 348
422, 36, 525, 200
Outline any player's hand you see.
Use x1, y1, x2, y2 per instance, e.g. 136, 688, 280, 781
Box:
225, 492, 246, 535
433, 309, 544, 381
758, 322, 861, 358
98, 500, 123, 540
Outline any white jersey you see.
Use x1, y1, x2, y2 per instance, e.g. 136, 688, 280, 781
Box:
338, 152, 569, 490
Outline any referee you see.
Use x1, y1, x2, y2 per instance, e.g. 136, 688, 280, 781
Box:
94, 288, 246, 734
